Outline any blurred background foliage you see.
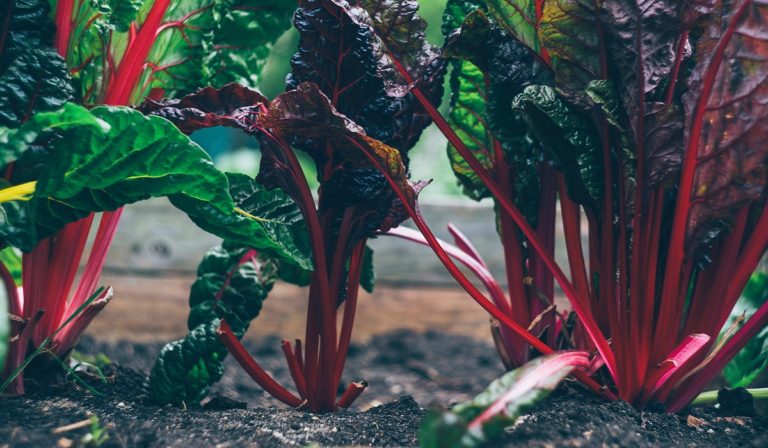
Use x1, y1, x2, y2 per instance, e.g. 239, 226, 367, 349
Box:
195, 0, 462, 197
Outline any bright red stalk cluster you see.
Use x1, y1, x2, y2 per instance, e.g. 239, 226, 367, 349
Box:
216, 128, 370, 412
377, 1, 768, 411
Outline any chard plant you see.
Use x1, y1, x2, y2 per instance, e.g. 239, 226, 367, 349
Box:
376, 0, 768, 411
143, 0, 445, 412
0, 0, 300, 394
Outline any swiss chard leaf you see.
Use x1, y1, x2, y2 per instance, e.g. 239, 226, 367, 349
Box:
600, 1, 679, 145
0, 103, 312, 270
512, 85, 603, 208
201, 0, 294, 89
287, 0, 443, 155
681, 0, 768, 252
419, 351, 590, 448
443, 10, 551, 224
446, 60, 493, 200
264, 82, 421, 235
151, 242, 277, 405
0, 0, 73, 127
538, 0, 602, 106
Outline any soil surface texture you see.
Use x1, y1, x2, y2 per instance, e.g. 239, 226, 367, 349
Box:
1, 330, 765, 447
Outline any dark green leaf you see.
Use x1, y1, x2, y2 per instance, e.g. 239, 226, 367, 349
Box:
0, 49, 74, 128
723, 331, 768, 388
512, 85, 603, 208
151, 242, 277, 405
0, 0, 55, 70
443, 9, 551, 223
360, 245, 375, 293
442, 0, 486, 37
419, 352, 589, 448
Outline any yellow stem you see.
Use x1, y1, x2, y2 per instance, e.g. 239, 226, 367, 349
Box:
0, 181, 37, 203
234, 207, 283, 224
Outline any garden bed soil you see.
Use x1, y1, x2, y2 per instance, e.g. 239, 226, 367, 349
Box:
1, 330, 765, 447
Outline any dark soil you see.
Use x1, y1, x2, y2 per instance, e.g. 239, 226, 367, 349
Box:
1, 330, 765, 447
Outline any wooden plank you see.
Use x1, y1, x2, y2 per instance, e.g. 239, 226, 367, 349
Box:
103, 197, 576, 287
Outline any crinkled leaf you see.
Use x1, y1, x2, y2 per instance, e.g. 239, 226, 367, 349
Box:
682, 0, 768, 253
151, 242, 277, 405
0, 103, 108, 166
0, 49, 74, 127
419, 352, 590, 448
264, 82, 420, 234
443, 10, 551, 223
0, 0, 54, 69
442, 0, 486, 37
599, 0, 679, 140
287, 0, 442, 154
0, 0, 73, 127
512, 85, 603, 208
644, 102, 684, 188
357, 0, 446, 152
538, 0, 602, 106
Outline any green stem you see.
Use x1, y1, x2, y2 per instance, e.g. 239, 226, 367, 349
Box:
691, 388, 768, 406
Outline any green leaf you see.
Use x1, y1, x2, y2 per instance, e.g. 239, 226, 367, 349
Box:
512, 85, 603, 209
151, 242, 277, 405
446, 60, 493, 201
0, 103, 312, 270
201, 0, 294, 89
0, 247, 22, 286
723, 272, 768, 388
177, 172, 313, 273
419, 352, 589, 448
360, 245, 375, 293
442, 9, 550, 223
0, 0, 55, 68
0, 103, 108, 166
442, 0, 486, 37
0, 0, 73, 128
723, 332, 768, 388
